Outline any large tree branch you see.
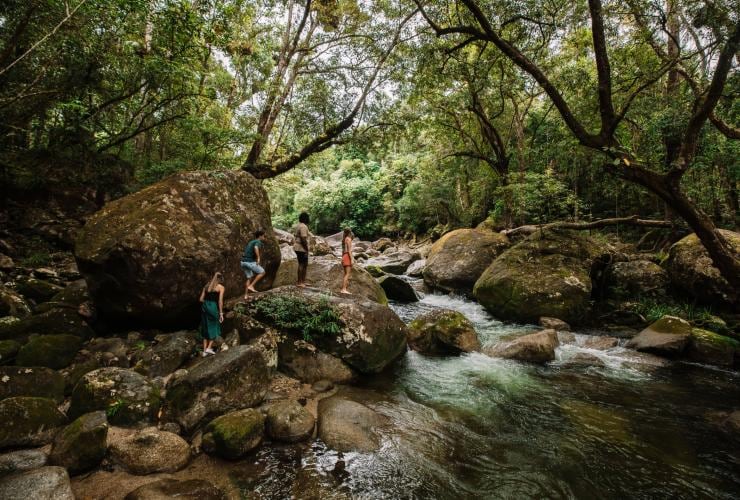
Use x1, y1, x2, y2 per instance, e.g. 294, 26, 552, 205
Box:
587, 0, 617, 137
502, 215, 677, 238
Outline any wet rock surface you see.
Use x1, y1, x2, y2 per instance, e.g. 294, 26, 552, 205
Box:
266, 400, 315, 443
408, 309, 480, 354
318, 396, 386, 453
202, 408, 264, 459
123, 478, 227, 500
377, 275, 418, 302
484, 330, 560, 364
109, 427, 191, 475
626, 316, 691, 358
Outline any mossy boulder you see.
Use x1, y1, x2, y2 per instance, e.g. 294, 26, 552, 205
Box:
0, 307, 94, 343
473, 229, 606, 324
605, 260, 669, 298
74, 170, 280, 328
274, 255, 387, 304
48, 411, 108, 474
484, 329, 560, 364
202, 408, 265, 459
665, 230, 739, 306
34, 280, 89, 314
364, 265, 385, 278
377, 275, 418, 302
69, 367, 160, 426
14, 278, 63, 303
15, 335, 82, 369
626, 316, 691, 358
424, 229, 510, 294
408, 309, 480, 354
255, 287, 407, 374
0, 366, 66, 402
686, 328, 740, 367
163, 345, 269, 432
0, 340, 21, 365
265, 400, 315, 443
109, 427, 190, 474
0, 397, 67, 449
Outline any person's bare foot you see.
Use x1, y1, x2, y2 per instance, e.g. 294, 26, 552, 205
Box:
340, 290, 351, 294
247, 286, 257, 293
296, 283, 306, 288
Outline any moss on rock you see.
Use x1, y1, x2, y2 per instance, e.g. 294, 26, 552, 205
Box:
0, 397, 67, 449
0, 340, 21, 365
408, 309, 480, 354
202, 408, 264, 459
686, 328, 740, 367
0, 366, 66, 402
15, 334, 82, 369
48, 411, 108, 474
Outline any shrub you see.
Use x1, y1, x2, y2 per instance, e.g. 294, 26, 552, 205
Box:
251, 295, 342, 342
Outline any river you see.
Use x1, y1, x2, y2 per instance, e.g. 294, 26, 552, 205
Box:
236, 292, 740, 499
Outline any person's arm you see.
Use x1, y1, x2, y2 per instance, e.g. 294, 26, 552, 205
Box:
254, 244, 261, 264
347, 237, 355, 263
300, 226, 309, 254
218, 286, 224, 323
199, 286, 205, 303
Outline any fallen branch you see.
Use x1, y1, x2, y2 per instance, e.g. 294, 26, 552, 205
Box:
501, 215, 677, 238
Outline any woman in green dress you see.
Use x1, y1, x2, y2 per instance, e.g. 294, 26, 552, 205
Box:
199, 271, 224, 357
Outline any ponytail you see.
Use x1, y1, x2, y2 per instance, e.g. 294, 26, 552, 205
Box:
206, 271, 224, 292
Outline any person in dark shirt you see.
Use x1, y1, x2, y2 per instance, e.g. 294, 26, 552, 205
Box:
241, 230, 266, 298
293, 212, 310, 287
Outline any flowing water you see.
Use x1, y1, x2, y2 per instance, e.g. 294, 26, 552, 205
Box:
238, 292, 740, 499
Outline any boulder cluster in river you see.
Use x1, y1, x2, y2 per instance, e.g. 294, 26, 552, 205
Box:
0, 170, 738, 497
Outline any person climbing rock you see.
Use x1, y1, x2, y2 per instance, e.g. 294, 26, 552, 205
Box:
293, 212, 310, 287
340, 227, 354, 294
199, 271, 224, 356
241, 230, 267, 298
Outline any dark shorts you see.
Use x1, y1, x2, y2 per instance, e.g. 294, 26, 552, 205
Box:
295, 251, 308, 265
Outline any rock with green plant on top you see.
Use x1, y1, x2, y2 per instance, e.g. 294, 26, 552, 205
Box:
686, 328, 740, 367
484, 330, 560, 364
626, 316, 691, 358
0, 449, 48, 476
133, 331, 197, 377
202, 408, 265, 459
408, 309, 480, 355
473, 229, 607, 325
423, 228, 510, 294
274, 254, 387, 304
0, 340, 21, 366
0, 366, 65, 402
278, 338, 356, 384
74, 170, 280, 328
0, 286, 32, 319
0, 307, 94, 343
15, 334, 82, 370
0, 397, 67, 449
605, 260, 669, 298
0, 466, 74, 500
664, 230, 739, 307
68, 367, 160, 426
163, 345, 269, 432
123, 478, 227, 500
13, 277, 62, 304
48, 411, 107, 474
266, 400, 315, 443
109, 427, 190, 475
377, 275, 418, 302
253, 287, 407, 374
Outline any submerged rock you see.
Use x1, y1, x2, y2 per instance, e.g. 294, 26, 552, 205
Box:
202, 408, 264, 459
0, 466, 74, 500
484, 330, 559, 364
423, 229, 510, 294
408, 309, 480, 354
626, 316, 691, 358
377, 275, 418, 302
318, 397, 386, 453
124, 479, 227, 500
474, 229, 606, 324
109, 427, 190, 474
48, 411, 108, 474
0, 366, 66, 402
74, 170, 280, 328
163, 345, 269, 432
266, 400, 315, 443
665, 230, 739, 306
0, 397, 67, 449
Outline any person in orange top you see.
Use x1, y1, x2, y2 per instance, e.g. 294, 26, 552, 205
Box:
340, 227, 354, 294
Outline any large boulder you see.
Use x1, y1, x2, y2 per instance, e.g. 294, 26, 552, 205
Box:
685, 328, 740, 367
278, 339, 356, 384
48, 411, 108, 474
473, 229, 606, 324
254, 287, 407, 374
484, 330, 559, 364
408, 309, 480, 354
364, 251, 420, 275
423, 229, 510, 293
74, 170, 280, 328
265, 400, 315, 443
273, 255, 387, 304
15, 334, 82, 369
626, 316, 691, 358
110, 427, 190, 474
0, 307, 94, 343
0, 466, 74, 500
163, 345, 269, 432
68, 367, 161, 426
605, 260, 669, 298
202, 408, 264, 459
133, 331, 197, 377
377, 275, 418, 302
664, 230, 739, 306
0, 366, 66, 402
317, 396, 385, 452
124, 479, 227, 500
0, 397, 67, 449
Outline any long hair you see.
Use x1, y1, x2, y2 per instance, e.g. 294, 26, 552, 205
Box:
342, 227, 353, 253
206, 271, 224, 292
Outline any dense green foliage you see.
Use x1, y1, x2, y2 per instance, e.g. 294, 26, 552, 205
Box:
251, 294, 342, 342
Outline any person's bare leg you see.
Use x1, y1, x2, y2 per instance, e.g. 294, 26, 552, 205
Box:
341, 266, 351, 293
248, 273, 264, 292
244, 279, 251, 299
297, 262, 307, 287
